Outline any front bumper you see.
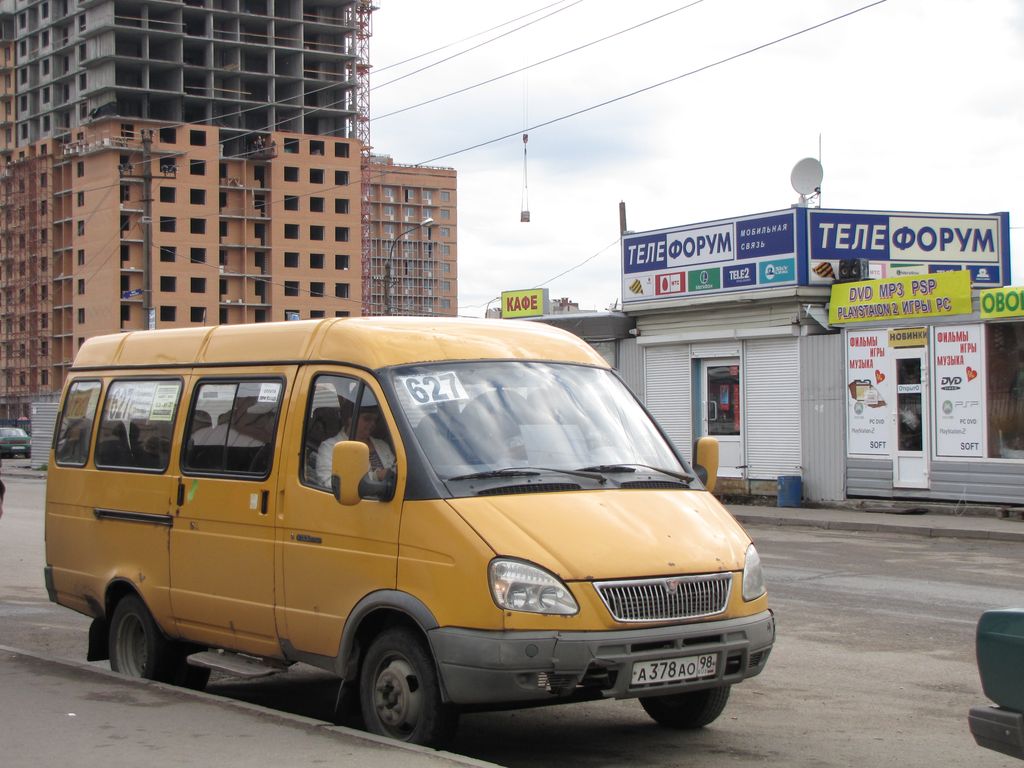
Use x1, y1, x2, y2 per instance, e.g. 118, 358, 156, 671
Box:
429, 610, 774, 706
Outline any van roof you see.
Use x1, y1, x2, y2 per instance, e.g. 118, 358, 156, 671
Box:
71, 317, 610, 371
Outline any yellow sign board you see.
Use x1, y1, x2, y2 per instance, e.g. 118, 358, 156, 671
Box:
888, 327, 928, 348
979, 286, 1024, 319
501, 288, 548, 318
829, 271, 972, 325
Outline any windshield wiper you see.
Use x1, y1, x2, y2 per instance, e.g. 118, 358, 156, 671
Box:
447, 466, 607, 483
577, 463, 695, 484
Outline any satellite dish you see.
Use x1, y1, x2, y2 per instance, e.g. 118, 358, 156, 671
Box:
791, 157, 824, 196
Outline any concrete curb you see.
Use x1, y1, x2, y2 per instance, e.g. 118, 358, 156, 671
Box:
733, 513, 1024, 543
0, 644, 500, 768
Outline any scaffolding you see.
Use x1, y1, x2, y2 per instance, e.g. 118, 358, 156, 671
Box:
355, 0, 376, 315
0, 154, 51, 420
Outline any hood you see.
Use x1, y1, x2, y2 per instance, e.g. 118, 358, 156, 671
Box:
448, 489, 750, 581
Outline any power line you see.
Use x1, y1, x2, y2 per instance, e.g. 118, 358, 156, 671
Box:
375, 0, 573, 74
371, 0, 586, 91
374, 0, 705, 122
415, 0, 888, 166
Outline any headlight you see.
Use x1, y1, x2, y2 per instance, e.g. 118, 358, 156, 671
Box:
489, 559, 578, 615
742, 544, 767, 601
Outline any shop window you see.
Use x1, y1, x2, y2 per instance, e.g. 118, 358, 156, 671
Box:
986, 323, 1024, 458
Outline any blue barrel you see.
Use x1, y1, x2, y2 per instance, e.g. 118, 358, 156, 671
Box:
777, 475, 802, 508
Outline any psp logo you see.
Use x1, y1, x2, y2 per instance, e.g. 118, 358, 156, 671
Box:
940, 376, 962, 391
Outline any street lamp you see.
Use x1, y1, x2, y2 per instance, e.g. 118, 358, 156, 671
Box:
385, 216, 433, 316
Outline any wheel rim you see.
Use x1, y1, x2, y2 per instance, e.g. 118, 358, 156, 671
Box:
371, 655, 422, 738
115, 613, 148, 676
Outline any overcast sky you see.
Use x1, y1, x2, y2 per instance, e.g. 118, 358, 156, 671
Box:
368, 0, 1023, 316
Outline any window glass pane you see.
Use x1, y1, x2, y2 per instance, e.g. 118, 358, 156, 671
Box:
707, 365, 740, 436
895, 358, 923, 452
54, 379, 101, 465
96, 380, 182, 470
987, 323, 1024, 458
303, 375, 360, 488
183, 380, 283, 476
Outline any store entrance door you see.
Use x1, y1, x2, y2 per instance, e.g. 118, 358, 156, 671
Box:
701, 359, 743, 477
892, 349, 929, 488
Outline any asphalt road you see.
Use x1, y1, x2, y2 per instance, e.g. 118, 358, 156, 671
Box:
2, 471, 1021, 767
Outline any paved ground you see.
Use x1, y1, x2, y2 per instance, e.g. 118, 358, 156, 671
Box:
0, 645, 496, 768
4, 459, 1022, 766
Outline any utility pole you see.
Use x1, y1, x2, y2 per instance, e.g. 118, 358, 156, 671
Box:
141, 129, 155, 330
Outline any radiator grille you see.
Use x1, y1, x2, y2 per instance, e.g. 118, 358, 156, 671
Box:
595, 573, 732, 623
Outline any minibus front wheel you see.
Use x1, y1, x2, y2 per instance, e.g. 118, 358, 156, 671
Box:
639, 685, 731, 729
359, 627, 459, 748
109, 594, 179, 683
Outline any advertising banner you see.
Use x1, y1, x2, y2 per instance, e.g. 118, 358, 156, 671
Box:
932, 325, 984, 457
621, 210, 797, 304
828, 271, 972, 325
501, 288, 549, 318
808, 210, 1008, 288
846, 330, 894, 456
979, 286, 1024, 319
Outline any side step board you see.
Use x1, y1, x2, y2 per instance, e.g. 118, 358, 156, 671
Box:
186, 650, 289, 679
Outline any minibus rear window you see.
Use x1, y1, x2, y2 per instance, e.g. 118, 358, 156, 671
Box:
54, 379, 102, 466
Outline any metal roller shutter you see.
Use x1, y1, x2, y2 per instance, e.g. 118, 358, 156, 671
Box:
644, 344, 692, 460
744, 337, 801, 479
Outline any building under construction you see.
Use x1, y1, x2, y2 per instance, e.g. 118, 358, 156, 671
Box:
0, 0, 458, 421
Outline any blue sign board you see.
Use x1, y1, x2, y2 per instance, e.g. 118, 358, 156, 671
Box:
621, 207, 1010, 308
621, 210, 798, 304
736, 214, 796, 260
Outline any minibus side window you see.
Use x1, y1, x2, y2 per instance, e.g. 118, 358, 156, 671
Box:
302, 374, 360, 489
182, 379, 283, 477
54, 379, 102, 466
95, 380, 182, 472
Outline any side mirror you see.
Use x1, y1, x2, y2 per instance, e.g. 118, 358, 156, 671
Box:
694, 436, 719, 494
331, 440, 370, 506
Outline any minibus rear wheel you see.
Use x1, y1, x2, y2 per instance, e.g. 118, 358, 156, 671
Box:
109, 594, 177, 683
359, 627, 458, 748
639, 685, 731, 728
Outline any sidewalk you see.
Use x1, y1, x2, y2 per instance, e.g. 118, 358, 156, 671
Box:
0, 645, 494, 768
729, 502, 1024, 542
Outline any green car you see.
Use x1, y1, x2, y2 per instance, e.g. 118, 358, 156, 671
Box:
0, 427, 30, 459
969, 609, 1024, 760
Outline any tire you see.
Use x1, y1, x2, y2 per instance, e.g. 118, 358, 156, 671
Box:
640, 685, 731, 729
359, 627, 458, 748
108, 594, 177, 683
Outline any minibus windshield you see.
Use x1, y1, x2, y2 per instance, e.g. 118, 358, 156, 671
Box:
390, 361, 689, 483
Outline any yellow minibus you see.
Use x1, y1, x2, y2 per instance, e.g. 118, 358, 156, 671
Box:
45, 317, 773, 747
